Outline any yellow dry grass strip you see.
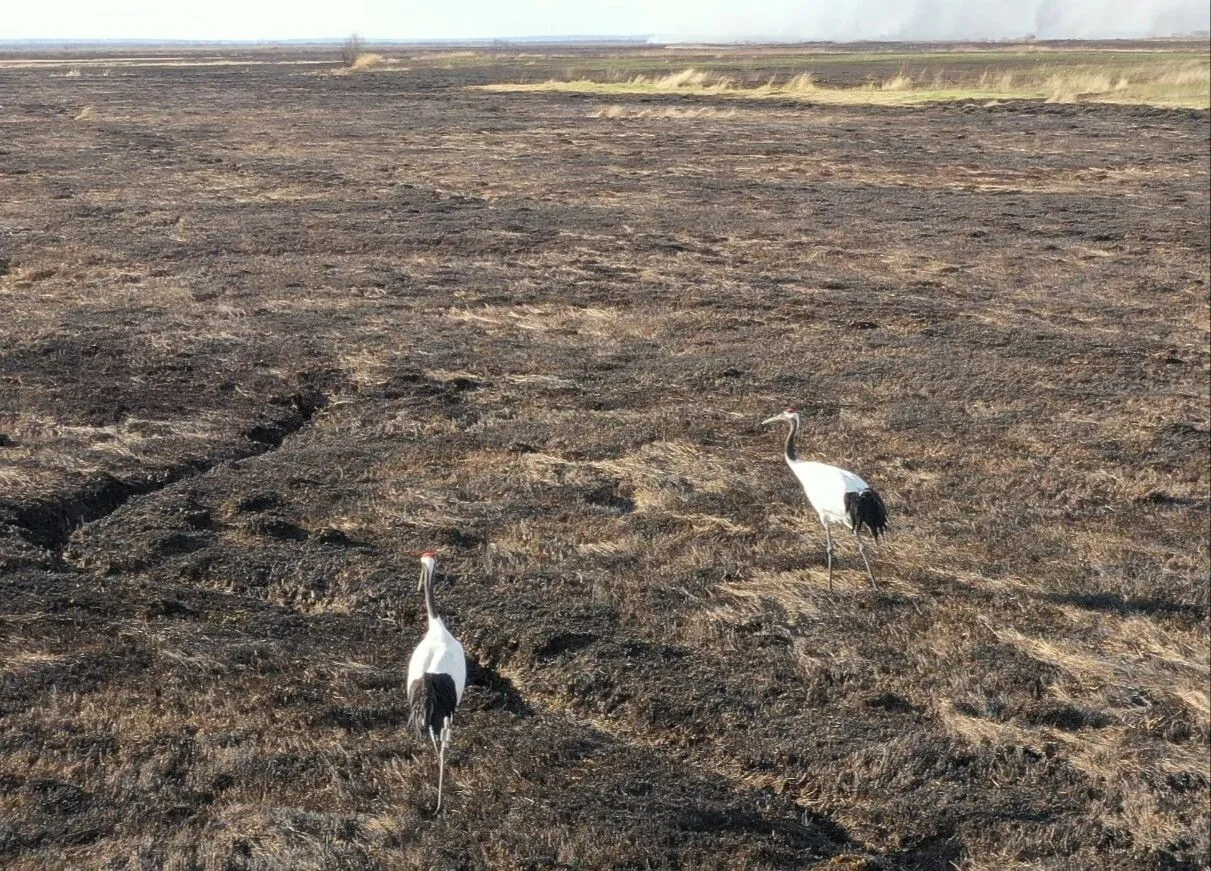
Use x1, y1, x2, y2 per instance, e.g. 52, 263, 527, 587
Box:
7, 414, 225, 451
521, 440, 743, 500
942, 701, 1206, 778
0, 412, 232, 503
724, 154, 1191, 196
702, 572, 824, 626
0, 649, 71, 676
0, 466, 71, 493
483, 59, 1210, 109
350, 53, 386, 71
371, 481, 482, 532
592, 104, 738, 120
690, 560, 924, 646
575, 537, 635, 559
1173, 687, 1211, 725
941, 700, 1209, 857
326, 435, 757, 547
953, 856, 1053, 871
336, 348, 401, 390
941, 702, 1046, 751
501, 372, 576, 388
424, 368, 483, 385
591, 440, 737, 494
993, 626, 1210, 728
444, 303, 621, 338
659, 511, 751, 534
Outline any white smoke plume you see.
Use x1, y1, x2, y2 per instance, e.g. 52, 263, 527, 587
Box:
654, 0, 1210, 42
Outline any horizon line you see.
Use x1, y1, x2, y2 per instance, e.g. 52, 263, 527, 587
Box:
2, 33, 1209, 48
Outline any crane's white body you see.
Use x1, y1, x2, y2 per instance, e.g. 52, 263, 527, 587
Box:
407, 617, 467, 707
406, 552, 467, 813
763, 409, 887, 589
788, 459, 872, 528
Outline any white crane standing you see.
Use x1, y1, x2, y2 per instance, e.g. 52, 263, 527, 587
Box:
762, 408, 889, 590
406, 551, 467, 813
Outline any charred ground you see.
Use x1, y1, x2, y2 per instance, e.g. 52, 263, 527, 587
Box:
0, 44, 1208, 870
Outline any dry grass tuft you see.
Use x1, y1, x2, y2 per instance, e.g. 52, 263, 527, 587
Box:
1045, 70, 1128, 102
698, 571, 824, 630
645, 68, 712, 88
783, 72, 818, 92
350, 52, 386, 71
592, 104, 737, 120
880, 73, 914, 91
486, 53, 1210, 108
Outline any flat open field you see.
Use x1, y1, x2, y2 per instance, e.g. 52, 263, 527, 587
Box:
1, 43, 1208, 870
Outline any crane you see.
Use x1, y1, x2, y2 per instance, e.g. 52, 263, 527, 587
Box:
761, 408, 888, 590
406, 551, 467, 813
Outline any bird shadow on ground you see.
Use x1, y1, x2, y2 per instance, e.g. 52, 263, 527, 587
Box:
467, 660, 534, 718
1041, 591, 1208, 622
860, 588, 920, 609
314, 704, 411, 732
677, 804, 856, 858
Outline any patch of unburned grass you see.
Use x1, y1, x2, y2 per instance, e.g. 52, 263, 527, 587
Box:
350, 52, 386, 70
592, 104, 737, 120
483, 55, 1210, 109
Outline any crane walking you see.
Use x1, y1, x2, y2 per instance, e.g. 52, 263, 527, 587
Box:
407, 551, 467, 813
761, 408, 888, 589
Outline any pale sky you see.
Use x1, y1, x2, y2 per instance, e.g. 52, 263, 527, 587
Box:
4, 0, 1209, 42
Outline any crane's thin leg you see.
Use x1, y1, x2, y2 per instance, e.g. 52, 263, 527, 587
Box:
435, 716, 451, 813
854, 531, 877, 589
824, 523, 835, 591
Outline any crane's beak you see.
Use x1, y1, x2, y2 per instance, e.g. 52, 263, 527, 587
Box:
761, 413, 785, 425
417, 562, 430, 592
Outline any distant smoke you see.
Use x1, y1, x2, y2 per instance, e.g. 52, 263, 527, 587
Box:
653, 0, 1211, 42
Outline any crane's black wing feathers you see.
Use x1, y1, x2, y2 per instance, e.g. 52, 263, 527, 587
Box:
408, 673, 459, 739
844, 488, 888, 539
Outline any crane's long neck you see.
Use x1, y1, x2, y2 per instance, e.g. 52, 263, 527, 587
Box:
783, 415, 800, 463
422, 567, 438, 621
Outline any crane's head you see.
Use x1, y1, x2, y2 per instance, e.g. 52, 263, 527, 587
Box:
761, 408, 800, 426
417, 550, 438, 591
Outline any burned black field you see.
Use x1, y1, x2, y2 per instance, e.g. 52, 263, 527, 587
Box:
1, 45, 1209, 870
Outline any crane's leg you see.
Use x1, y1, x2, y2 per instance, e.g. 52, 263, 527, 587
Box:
435, 716, 451, 813
823, 523, 835, 591
854, 530, 877, 589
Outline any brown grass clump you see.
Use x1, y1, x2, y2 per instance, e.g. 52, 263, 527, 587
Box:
619, 67, 737, 92
648, 67, 713, 88
784, 72, 818, 92
880, 72, 914, 91
350, 52, 386, 71
1045, 70, 1129, 102
486, 49, 1210, 108
592, 104, 737, 120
